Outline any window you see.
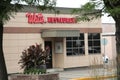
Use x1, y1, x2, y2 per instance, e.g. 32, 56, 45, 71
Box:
88, 33, 101, 54
66, 33, 85, 56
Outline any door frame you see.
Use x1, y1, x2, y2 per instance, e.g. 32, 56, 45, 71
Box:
44, 41, 53, 69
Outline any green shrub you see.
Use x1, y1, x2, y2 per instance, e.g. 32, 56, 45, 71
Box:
18, 44, 49, 74
23, 68, 46, 74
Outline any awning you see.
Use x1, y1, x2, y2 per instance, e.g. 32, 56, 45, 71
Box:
41, 30, 80, 37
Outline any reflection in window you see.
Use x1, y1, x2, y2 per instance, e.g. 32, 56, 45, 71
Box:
66, 33, 85, 56
88, 33, 101, 54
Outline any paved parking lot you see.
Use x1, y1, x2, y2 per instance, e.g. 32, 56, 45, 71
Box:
8, 66, 116, 80
58, 67, 116, 80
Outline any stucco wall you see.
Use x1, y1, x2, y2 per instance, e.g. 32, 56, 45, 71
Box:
3, 33, 44, 73
102, 23, 116, 60
63, 34, 102, 68
101, 36, 116, 60
3, 12, 102, 73
4, 13, 101, 29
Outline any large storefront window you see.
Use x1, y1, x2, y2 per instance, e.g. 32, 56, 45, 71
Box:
88, 33, 101, 54
66, 33, 85, 56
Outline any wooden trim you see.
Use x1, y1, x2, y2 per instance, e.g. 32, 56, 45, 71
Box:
3, 27, 41, 33
3, 27, 102, 33
79, 28, 102, 33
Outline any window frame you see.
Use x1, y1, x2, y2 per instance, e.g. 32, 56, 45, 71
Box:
66, 33, 85, 56
88, 33, 101, 54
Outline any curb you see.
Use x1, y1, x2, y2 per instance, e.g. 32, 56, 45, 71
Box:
70, 75, 117, 80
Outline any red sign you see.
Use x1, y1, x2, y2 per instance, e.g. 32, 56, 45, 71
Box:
26, 13, 76, 24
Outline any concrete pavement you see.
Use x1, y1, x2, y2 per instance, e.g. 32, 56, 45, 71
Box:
8, 66, 116, 80
57, 67, 116, 80
59, 67, 90, 80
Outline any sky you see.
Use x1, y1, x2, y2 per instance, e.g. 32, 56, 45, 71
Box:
11, 0, 115, 23
56, 0, 115, 23
56, 0, 89, 8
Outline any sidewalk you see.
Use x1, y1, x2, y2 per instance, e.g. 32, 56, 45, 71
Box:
8, 66, 116, 80
58, 67, 116, 80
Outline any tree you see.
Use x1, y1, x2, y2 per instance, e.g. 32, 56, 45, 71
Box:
0, 0, 56, 80
72, 0, 120, 79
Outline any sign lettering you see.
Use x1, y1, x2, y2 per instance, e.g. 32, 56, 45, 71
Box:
26, 13, 76, 24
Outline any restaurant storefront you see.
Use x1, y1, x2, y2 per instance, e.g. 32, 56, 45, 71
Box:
3, 6, 102, 73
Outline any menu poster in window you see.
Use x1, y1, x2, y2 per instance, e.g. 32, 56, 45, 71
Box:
55, 42, 63, 53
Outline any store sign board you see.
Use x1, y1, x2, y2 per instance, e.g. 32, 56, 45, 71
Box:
26, 13, 76, 24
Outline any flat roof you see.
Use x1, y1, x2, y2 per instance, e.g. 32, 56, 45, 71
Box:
19, 5, 76, 14
102, 32, 115, 36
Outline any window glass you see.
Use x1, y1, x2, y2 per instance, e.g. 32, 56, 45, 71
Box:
66, 41, 72, 47
73, 48, 79, 55
79, 47, 84, 54
73, 37, 78, 40
93, 33, 100, 39
80, 41, 84, 47
94, 41, 100, 46
88, 41, 93, 46
73, 41, 77, 47
67, 49, 72, 55
66, 33, 85, 56
88, 33, 101, 54
66, 37, 72, 40
79, 33, 84, 40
